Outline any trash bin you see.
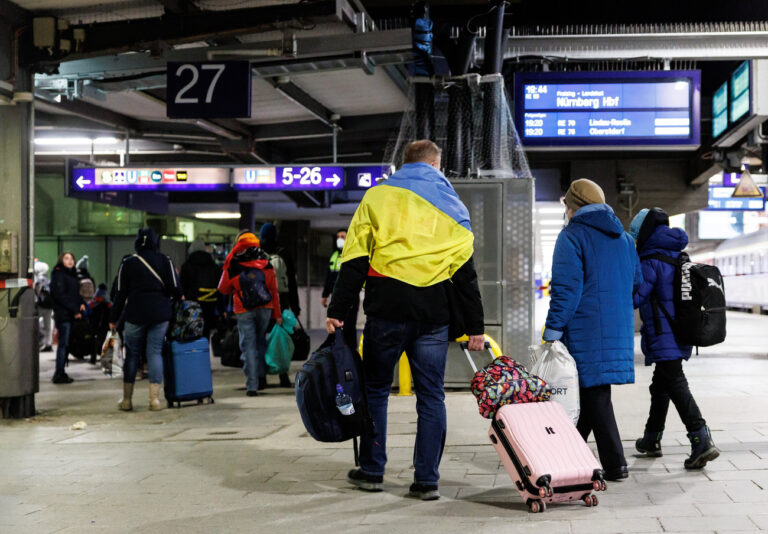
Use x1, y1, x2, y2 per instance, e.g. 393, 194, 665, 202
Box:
0, 282, 39, 418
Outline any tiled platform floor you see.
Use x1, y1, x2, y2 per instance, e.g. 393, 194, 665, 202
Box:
2, 312, 767, 533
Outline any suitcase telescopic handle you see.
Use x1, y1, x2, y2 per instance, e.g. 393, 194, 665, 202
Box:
459, 341, 495, 374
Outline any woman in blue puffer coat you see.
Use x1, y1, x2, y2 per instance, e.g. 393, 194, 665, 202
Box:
544, 179, 642, 482
631, 208, 719, 470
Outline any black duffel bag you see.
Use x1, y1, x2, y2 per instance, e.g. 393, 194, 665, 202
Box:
295, 329, 374, 445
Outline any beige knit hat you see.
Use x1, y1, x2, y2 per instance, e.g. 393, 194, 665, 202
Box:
564, 179, 605, 210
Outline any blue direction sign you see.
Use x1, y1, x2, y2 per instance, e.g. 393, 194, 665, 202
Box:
707, 186, 766, 211
233, 166, 344, 190
71, 166, 230, 191
346, 165, 393, 189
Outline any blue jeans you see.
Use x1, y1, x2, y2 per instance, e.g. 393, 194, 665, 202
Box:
123, 321, 168, 384
361, 317, 450, 485
54, 320, 71, 374
236, 308, 272, 391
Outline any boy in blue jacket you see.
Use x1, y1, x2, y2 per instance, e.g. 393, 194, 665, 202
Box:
631, 208, 719, 469
544, 179, 641, 481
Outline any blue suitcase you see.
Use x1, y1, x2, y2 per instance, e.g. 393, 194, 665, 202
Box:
163, 338, 214, 408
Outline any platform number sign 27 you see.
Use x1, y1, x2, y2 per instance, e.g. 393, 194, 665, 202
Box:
166, 61, 251, 119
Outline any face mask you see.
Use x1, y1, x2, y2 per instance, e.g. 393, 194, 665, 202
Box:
336, 238, 346, 250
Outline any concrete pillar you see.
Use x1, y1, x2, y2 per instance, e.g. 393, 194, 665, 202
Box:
0, 70, 38, 418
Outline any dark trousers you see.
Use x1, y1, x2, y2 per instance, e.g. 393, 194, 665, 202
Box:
576, 385, 626, 471
54, 320, 71, 375
360, 317, 450, 484
645, 359, 705, 433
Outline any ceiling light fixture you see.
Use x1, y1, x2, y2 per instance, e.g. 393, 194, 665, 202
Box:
34, 136, 119, 146
194, 211, 241, 220
538, 219, 565, 226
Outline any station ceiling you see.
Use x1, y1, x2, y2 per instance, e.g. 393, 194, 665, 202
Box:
4, 0, 768, 219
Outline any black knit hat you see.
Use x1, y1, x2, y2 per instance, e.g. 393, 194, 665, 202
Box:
636, 207, 669, 250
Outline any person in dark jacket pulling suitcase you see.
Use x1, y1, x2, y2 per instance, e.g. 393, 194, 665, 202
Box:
543, 179, 642, 482
326, 140, 485, 501
180, 237, 221, 337
110, 227, 182, 412
218, 231, 282, 396
630, 208, 720, 469
50, 252, 86, 384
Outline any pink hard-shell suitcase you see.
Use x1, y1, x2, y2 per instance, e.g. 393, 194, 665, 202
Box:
489, 402, 606, 513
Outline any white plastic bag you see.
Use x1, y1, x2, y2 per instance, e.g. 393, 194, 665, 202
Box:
101, 330, 124, 378
529, 341, 580, 425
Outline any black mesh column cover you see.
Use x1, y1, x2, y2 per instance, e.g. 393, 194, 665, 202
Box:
413, 81, 435, 141
445, 79, 474, 177
481, 76, 503, 171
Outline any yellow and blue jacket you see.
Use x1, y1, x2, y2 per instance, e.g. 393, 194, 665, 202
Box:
328, 162, 484, 335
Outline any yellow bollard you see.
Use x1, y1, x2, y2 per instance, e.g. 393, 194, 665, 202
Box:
397, 353, 412, 396
358, 333, 503, 397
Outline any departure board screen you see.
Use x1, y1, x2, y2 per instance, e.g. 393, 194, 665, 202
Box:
730, 61, 751, 124
514, 71, 701, 148
712, 81, 729, 138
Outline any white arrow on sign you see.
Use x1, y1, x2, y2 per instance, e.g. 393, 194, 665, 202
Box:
327, 173, 341, 187
76, 176, 92, 189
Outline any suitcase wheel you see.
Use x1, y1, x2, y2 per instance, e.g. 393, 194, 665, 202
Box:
583, 494, 598, 507
528, 499, 546, 513
593, 480, 602, 492
197, 399, 203, 405
209, 397, 215, 404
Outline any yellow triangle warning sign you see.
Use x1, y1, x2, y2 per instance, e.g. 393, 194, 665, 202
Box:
732, 169, 764, 198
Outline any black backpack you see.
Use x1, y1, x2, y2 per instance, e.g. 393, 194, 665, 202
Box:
295, 329, 375, 457
168, 300, 205, 342
641, 252, 727, 347
238, 267, 272, 309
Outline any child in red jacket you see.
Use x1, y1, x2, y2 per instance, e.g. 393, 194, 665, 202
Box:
218, 231, 281, 395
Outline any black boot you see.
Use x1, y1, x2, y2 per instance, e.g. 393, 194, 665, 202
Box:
635, 431, 663, 457
258, 376, 267, 390
684, 426, 720, 469
52, 371, 74, 384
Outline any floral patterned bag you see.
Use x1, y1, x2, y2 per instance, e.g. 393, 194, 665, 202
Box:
470, 356, 551, 419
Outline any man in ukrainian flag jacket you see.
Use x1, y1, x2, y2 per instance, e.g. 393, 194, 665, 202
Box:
326, 140, 485, 501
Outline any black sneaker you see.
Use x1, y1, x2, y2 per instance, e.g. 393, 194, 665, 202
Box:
604, 465, 629, 481
408, 482, 440, 501
347, 469, 383, 492
246, 390, 259, 397
52, 372, 74, 384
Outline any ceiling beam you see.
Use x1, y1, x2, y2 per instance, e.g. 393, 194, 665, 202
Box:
35, 94, 140, 133
249, 112, 402, 142
48, 2, 342, 61
269, 78, 338, 127
48, 29, 412, 80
